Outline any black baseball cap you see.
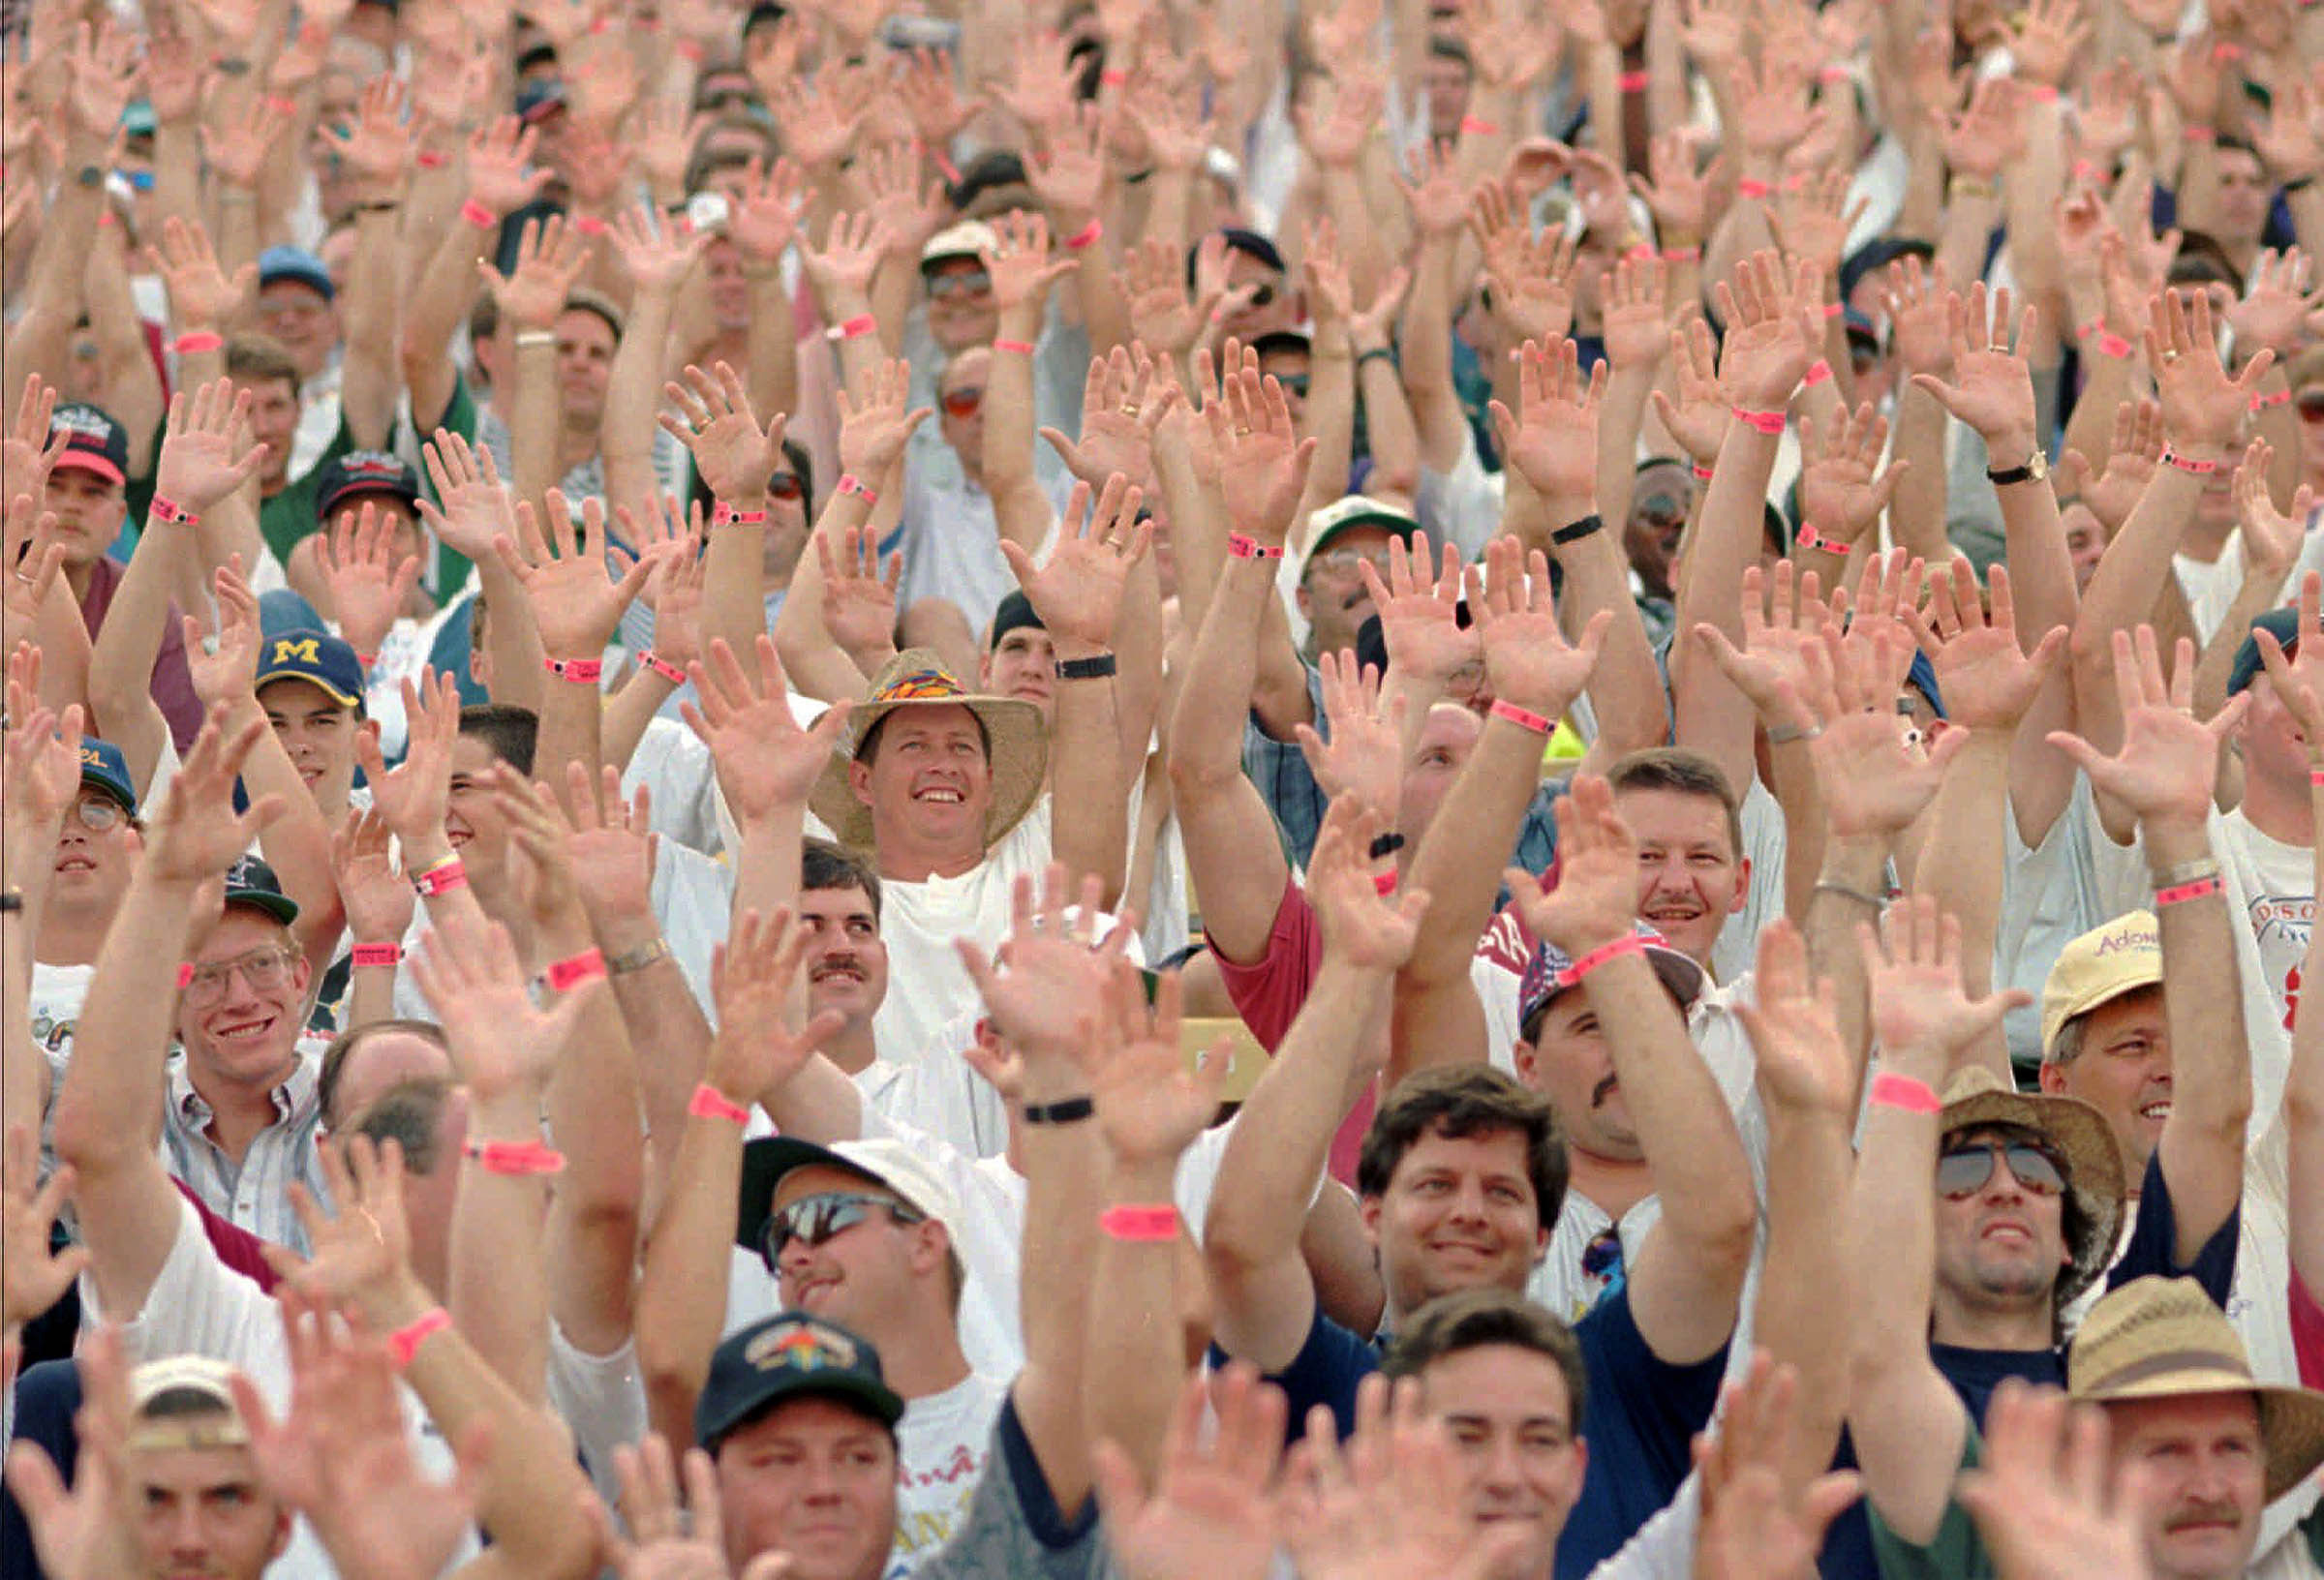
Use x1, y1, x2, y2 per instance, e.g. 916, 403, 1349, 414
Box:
2230, 606, 2301, 697
49, 402, 131, 488
315, 451, 422, 524
990, 590, 1044, 650
222, 853, 301, 927
695, 1313, 904, 1451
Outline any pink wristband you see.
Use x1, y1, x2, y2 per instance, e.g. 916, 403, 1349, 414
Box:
2310, 768, 2324, 786
1063, 218, 1103, 250
1373, 869, 1399, 896
2186, 124, 2217, 142
148, 497, 200, 528
1731, 407, 1787, 436
573, 214, 608, 236
464, 1138, 566, 1174
2155, 874, 2224, 905
173, 331, 224, 354
415, 149, 448, 169
992, 337, 1036, 354
1821, 301, 1844, 319
1098, 1203, 1181, 1241
460, 198, 497, 229
543, 947, 607, 991
2160, 448, 2219, 474
388, 1307, 452, 1369
1737, 177, 1772, 199
2027, 82, 2060, 101
1869, 1071, 1942, 1114
838, 473, 878, 506
1616, 69, 1650, 92
1490, 698, 1552, 735
1819, 63, 1852, 82
352, 653, 378, 669
2095, 332, 2133, 359
352, 943, 404, 967
1663, 246, 1701, 262
689, 1083, 750, 1124
1693, 463, 1715, 480
712, 501, 768, 529
674, 37, 706, 61
1803, 358, 1833, 385
544, 655, 604, 683
2253, 388, 2292, 410
837, 314, 877, 340
640, 650, 688, 684
2074, 318, 2105, 341
1226, 532, 1284, 560
1553, 932, 1645, 988
1459, 115, 1501, 136
413, 857, 469, 897
176, 962, 197, 988
1796, 522, 1850, 555
1099, 67, 1129, 87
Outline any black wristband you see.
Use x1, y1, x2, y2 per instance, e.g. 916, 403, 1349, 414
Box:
1368, 832, 1406, 861
0, 891, 21, 915
1023, 1096, 1096, 1125
1551, 513, 1605, 545
1055, 653, 1118, 680
1356, 346, 1397, 369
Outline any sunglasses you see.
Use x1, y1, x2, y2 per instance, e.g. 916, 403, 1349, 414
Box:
2299, 391, 2324, 420
761, 1190, 925, 1270
1243, 281, 1276, 310
765, 471, 804, 502
181, 946, 299, 1008
927, 269, 993, 301
1936, 1139, 2066, 1200
940, 386, 983, 418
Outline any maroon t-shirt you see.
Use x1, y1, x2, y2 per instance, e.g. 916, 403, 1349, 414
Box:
171, 1177, 283, 1292
77, 555, 204, 752
2294, 1264, 2324, 1391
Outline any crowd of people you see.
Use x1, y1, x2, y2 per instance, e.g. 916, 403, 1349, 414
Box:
5, 0, 2324, 1573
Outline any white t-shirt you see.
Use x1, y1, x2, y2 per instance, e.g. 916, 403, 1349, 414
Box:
890, 1370, 1012, 1578
860, 1037, 1011, 1161
547, 1325, 649, 1509
625, 714, 727, 861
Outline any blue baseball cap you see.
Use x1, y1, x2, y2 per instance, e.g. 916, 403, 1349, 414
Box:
2229, 606, 2300, 698
1517, 921, 1703, 1037
314, 450, 422, 525
78, 738, 138, 815
695, 1313, 904, 1451
258, 245, 335, 302
222, 853, 300, 927
254, 629, 366, 711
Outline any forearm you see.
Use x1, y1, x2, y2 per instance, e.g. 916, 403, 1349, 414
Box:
2074, 471, 2207, 759
600, 670, 675, 776
1082, 1153, 1189, 1485
1400, 233, 1467, 470
2196, 566, 2281, 724
540, 912, 644, 1354
1048, 647, 1128, 902
531, 678, 605, 822
1912, 732, 2011, 1079
1010, 1054, 1106, 1509
449, 1087, 557, 1405
1562, 526, 1667, 766
601, 293, 679, 521
984, 311, 1048, 543
2146, 814, 2253, 1257
744, 274, 801, 427
2290, 773, 2324, 1290
85, 521, 185, 733
1771, 741, 1826, 923
634, 1102, 747, 1449
609, 944, 715, 1216
340, 208, 404, 449
1807, 835, 1891, 1079
1754, 1098, 1859, 1497
1885, 385, 1953, 563
1297, 343, 1357, 552
505, 337, 563, 538
1669, 425, 1781, 792
772, 493, 885, 704
1354, 353, 1422, 504
403, 213, 499, 432
1402, 724, 1544, 987
235, 704, 348, 964
1068, 225, 1132, 354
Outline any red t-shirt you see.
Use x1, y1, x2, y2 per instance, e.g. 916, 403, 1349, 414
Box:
78, 555, 203, 752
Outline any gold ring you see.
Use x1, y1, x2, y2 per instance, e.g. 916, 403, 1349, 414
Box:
1120, 403, 1141, 418
2160, 349, 2181, 365
1235, 425, 1253, 438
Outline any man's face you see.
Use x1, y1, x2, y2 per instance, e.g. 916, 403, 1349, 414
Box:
1361, 1124, 1545, 1319
847, 704, 993, 846
1613, 786, 1747, 965
936, 350, 991, 468
555, 308, 618, 427
48, 787, 140, 920
1399, 704, 1483, 847
2110, 1391, 2267, 1580
244, 380, 301, 488
707, 237, 752, 331
256, 282, 341, 380
1421, 53, 1473, 139
179, 908, 311, 1096
133, 1443, 291, 1580
716, 1397, 900, 1580
1420, 1345, 1588, 1580
2064, 503, 2108, 594
445, 736, 516, 885
798, 886, 889, 1032
981, 625, 1055, 714
260, 678, 362, 814
1623, 466, 1694, 597
2040, 987, 2170, 1170
1298, 527, 1399, 656
924, 258, 998, 352
41, 467, 129, 567
2216, 147, 2272, 243
770, 1164, 935, 1327
2236, 672, 2315, 793
1930, 1124, 2073, 1313
1219, 247, 1296, 340
1517, 993, 1636, 1162
1257, 347, 1311, 428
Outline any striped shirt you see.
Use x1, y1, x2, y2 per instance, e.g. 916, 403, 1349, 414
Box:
162, 1039, 332, 1257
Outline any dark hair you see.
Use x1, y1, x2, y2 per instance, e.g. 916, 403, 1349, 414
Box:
947, 150, 1031, 215
855, 706, 990, 768
562, 287, 627, 344
779, 436, 815, 510
351, 1078, 454, 1174
1382, 1287, 1588, 1430
1358, 1066, 1566, 1228
320, 1019, 451, 1129
459, 704, 538, 775
138, 1386, 240, 1422
1606, 746, 1742, 863
803, 836, 882, 922
1426, 35, 1475, 68
686, 126, 779, 193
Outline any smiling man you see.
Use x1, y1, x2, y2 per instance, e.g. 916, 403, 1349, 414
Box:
27, 740, 146, 1081
254, 628, 371, 827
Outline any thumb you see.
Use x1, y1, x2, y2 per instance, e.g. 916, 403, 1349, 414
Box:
1039, 427, 1086, 473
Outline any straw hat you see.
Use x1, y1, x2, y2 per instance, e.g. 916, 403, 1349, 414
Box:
1938, 1065, 2126, 1307
809, 649, 1047, 854
2070, 1276, 2324, 1501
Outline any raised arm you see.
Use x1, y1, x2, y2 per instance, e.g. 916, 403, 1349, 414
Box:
1204, 800, 1430, 1373
657, 361, 790, 665
404, 118, 550, 434
2287, 621, 2324, 1299
322, 76, 412, 451
983, 212, 1080, 555
602, 207, 711, 524
417, 432, 546, 710
477, 218, 595, 526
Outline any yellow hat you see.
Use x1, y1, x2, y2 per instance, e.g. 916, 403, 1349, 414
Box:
2037, 909, 2161, 1062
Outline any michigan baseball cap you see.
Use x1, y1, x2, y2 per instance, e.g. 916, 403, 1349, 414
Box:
258, 244, 335, 302
222, 853, 301, 927
48, 402, 130, 487
78, 737, 138, 815
314, 450, 423, 524
255, 628, 366, 711
695, 1313, 905, 1450
2039, 909, 2162, 1061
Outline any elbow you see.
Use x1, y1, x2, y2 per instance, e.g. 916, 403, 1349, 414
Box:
1166, 744, 1239, 800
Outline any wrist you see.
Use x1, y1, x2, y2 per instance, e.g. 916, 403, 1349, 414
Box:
356, 1271, 436, 1333
1820, 833, 1891, 885
1108, 1157, 1181, 1200
2140, 818, 2212, 866
467, 1088, 546, 1137
400, 833, 455, 871
594, 910, 662, 957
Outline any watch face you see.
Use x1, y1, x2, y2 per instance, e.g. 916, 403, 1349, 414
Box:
76, 166, 103, 187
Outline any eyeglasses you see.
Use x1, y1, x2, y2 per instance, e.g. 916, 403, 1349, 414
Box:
1936, 1139, 2066, 1200
927, 269, 993, 301
181, 946, 299, 1008
70, 796, 125, 833
940, 386, 983, 418
1242, 281, 1276, 310
1308, 544, 1394, 579
765, 471, 805, 502
761, 1190, 925, 1270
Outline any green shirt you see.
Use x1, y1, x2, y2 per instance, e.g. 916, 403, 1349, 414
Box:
258, 410, 355, 565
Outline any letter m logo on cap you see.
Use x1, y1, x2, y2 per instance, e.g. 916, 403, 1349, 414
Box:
272, 637, 321, 665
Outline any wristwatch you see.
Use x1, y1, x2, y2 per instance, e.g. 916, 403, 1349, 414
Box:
605, 937, 672, 976
1986, 448, 2049, 487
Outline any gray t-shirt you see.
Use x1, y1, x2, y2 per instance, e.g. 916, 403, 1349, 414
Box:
916, 1396, 1109, 1580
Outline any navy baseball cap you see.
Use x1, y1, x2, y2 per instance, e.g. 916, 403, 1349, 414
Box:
49, 402, 131, 487
258, 245, 335, 302
2229, 606, 2301, 697
255, 628, 366, 710
1907, 649, 1946, 718
514, 80, 567, 126
314, 451, 422, 524
222, 853, 300, 926
78, 738, 138, 815
695, 1313, 904, 1451
990, 590, 1044, 650
1518, 922, 1703, 1038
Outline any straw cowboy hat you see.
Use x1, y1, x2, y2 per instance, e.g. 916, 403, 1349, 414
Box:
1939, 1065, 2127, 1308
810, 649, 1047, 853
2070, 1276, 2324, 1501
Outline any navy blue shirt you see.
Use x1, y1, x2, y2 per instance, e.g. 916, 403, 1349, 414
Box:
1246, 1284, 1727, 1580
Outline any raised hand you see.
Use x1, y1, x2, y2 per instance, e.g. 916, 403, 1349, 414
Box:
180, 559, 263, 711
2046, 625, 2243, 832
858, 140, 946, 261
465, 114, 549, 218
322, 75, 413, 199
1734, 921, 1851, 1117
1466, 535, 1610, 723
477, 215, 595, 334
2233, 438, 2316, 587
1357, 537, 1478, 692
1307, 797, 1433, 973
1795, 404, 1907, 555
1690, 560, 1833, 731
705, 906, 848, 1103
62, 19, 140, 141
608, 203, 708, 295
1470, 181, 1577, 347
560, 762, 657, 937
798, 209, 890, 314
1117, 238, 1217, 357
1, 1124, 86, 1333
356, 670, 462, 850
1203, 367, 1317, 546
1884, 256, 1956, 380
144, 705, 288, 883
1043, 344, 1177, 493
153, 381, 268, 514
1600, 253, 1671, 373
1905, 561, 2068, 733
682, 636, 852, 830
835, 359, 933, 485
1506, 773, 1640, 956
145, 215, 255, 331
1955, 1382, 2153, 1580
3, 1327, 145, 1580
1092, 1366, 1283, 1580
333, 806, 416, 948
410, 900, 597, 1103
2057, 399, 2163, 533
2254, 573, 2324, 763
1715, 251, 1825, 409
728, 156, 808, 267
981, 209, 1078, 318
2147, 287, 2274, 453
2, 684, 85, 869
1491, 335, 1608, 504
1025, 104, 1110, 221
1859, 893, 2028, 1063
1086, 961, 1234, 1168
1768, 168, 1868, 282
317, 504, 422, 661
416, 428, 519, 563
1292, 652, 1407, 829
815, 525, 902, 668
956, 866, 1140, 1062
658, 362, 789, 505
490, 768, 587, 930
266, 1135, 423, 1318
1002, 472, 1150, 650
1652, 313, 1732, 466
1, 378, 68, 506
1692, 1353, 1866, 1580
1941, 76, 2031, 179
1803, 613, 1964, 839
494, 491, 654, 661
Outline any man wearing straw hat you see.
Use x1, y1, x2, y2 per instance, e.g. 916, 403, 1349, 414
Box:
1879, 1276, 2324, 1577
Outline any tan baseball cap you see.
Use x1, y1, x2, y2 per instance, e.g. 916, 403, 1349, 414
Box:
2038, 909, 2162, 1062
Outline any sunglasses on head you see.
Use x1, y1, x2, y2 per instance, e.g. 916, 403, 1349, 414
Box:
760, 1190, 925, 1270
928, 269, 993, 301
765, 471, 804, 502
941, 386, 984, 418
1936, 1139, 2066, 1200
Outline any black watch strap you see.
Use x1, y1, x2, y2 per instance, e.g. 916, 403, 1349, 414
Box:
1551, 513, 1605, 545
1055, 653, 1118, 681
1023, 1096, 1096, 1125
